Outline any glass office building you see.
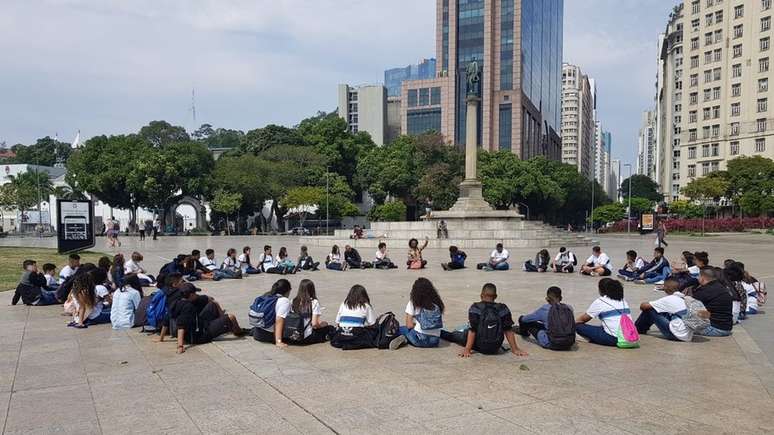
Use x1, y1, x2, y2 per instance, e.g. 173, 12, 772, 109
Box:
384, 58, 437, 97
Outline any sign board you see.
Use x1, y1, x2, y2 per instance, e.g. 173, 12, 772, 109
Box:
640, 213, 655, 232
56, 199, 95, 253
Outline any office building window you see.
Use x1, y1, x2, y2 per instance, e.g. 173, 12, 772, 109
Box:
702, 162, 711, 175
733, 44, 743, 57
690, 92, 698, 104
734, 24, 743, 38
689, 146, 697, 159
757, 118, 767, 132
712, 105, 720, 118
713, 86, 721, 99
759, 78, 769, 92
406, 108, 442, 135
730, 141, 740, 155
715, 29, 723, 43
765, 0, 772, 11
732, 83, 742, 96
732, 63, 742, 77
689, 110, 697, 123
762, 37, 771, 51
691, 55, 699, 68
731, 102, 741, 116
758, 98, 768, 112
702, 126, 711, 139
689, 129, 698, 141
704, 51, 713, 64
499, 0, 514, 90
760, 57, 770, 72
407, 89, 418, 107
690, 74, 699, 87
430, 87, 441, 105
755, 138, 766, 152
498, 104, 512, 150
716, 10, 724, 22
706, 12, 714, 26
713, 67, 721, 80
711, 162, 719, 172
692, 0, 700, 14
731, 122, 740, 135
691, 37, 700, 50
712, 124, 720, 137
688, 165, 696, 177
711, 143, 719, 156
735, 4, 744, 18
704, 88, 712, 101
418, 88, 430, 106
703, 107, 711, 120
763, 16, 772, 32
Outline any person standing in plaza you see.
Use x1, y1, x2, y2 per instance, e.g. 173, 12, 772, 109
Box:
656, 221, 668, 248
152, 217, 161, 240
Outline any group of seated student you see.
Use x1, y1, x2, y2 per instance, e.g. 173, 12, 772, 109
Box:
616, 247, 671, 284
580, 245, 614, 276
523, 249, 551, 272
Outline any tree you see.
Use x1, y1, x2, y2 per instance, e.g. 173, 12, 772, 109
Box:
620, 174, 663, 202
210, 191, 242, 235
6, 136, 71, 166
138, 120, 190, 147
681, 176, 730, 202
241, 124, 305, 153
478, 152, 564, 214
282, 187, 325, 225
0, 183, 17, 230
8, 170, 53, 212
726, 155, 774, 216
628, 197, 655, 215
368, 200, 407, 222
210, 154, 274, 216
591, 203, 626, 224
668, 199, 704, 218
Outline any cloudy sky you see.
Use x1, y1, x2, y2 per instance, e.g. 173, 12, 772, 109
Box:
0, 0, 675, 165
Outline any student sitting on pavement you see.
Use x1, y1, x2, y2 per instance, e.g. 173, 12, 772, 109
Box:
220, 248, 243, 279
238, 246, 261, 275
326, 245, 347, 271
735, 262, 764, 314
441, 245, 467, 271
59, 253, 81, 284
344, 245, 371, 269
68, 273, 111, 328
331, 285, 379, 349
440, 283, 528, 357
477, 243, 510, 271
296, 246, 320, 271
285, 279, 335, 345
125, 251, 155, 285
633, 247, 671, 284
13, 260, 60, 306
722, 263, 748, 323
551, 247, 577, 273
617, 250, 646, 281
407, 237, 429, 269
251, 279, 293, 346
171, 283, 246, 354
516, 286, 576, 350
110, 274, 143, 330
575, 278, 633, 347
523, 249, 550, 272
42, 263, 58, 291
189, 250, 214, 280
689, 267, 733, 337
373, 242, 397, 269
259, 245, 283, 274
580, 246, 613, 277
389, 278, 444, 349
635, 278, 694, 342
276, 247, 297, 274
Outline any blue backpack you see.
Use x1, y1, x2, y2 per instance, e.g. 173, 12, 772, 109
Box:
144, 290, 167, 332
248, 295, 279, 329
416, 305, 443, 330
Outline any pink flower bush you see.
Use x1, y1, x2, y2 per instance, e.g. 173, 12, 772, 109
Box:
603, 217, 774, 233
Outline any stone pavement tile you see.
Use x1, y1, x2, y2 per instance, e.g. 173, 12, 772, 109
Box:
685, 407, 774, 434
99, 408, 201, 435
550, 396, 663, 422
422, 411, 534, 434
12, 361, 87, 392
0, 390, 10, 431
0, 362, 17, 393
181, 402, 305, 435
490, 402, 630, 434
608, 409, 723, 434
4, 384, 100, 434
395, 397, 482, 421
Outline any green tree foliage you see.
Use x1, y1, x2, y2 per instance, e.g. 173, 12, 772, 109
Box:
628, 197, 655, 215
726, 155, 774, 216
4, 136, 71, 166
241, 124, 304, 153
478, 152, 565, 214
210, 191, 242, 235
138, 120, 190, 147
668, 199, 704, 218
211, 154, 274, 215
591, 203, 626, 224
368, 200, 407, 222
681, 175, 730, 202
7, 170, 53, 211
192, 123, 243, 149
620, 174, 663, 202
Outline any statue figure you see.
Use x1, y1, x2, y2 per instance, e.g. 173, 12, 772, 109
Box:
465, 60, 481, 97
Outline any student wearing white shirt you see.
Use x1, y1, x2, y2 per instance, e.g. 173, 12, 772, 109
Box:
258, 245, 282, 274
330, 284, 379, 350
125, 252, 155, 285
68, 273, 111, 328
220, 248, 243, 279
373, 242, 397, 269
59, 253, 81, 284
325, 245, 346, 271
575, 278, 631, 346
199, 249, 218, 271
580, 246, 613, 276
551, 247, 576, 273
111, 275, 143, 329
41, 263, 59, 291
238, 246, 260, 275
617, 250, 646, 281
389, 278, 445, 349
286, 279, 334, 344
252, 279, 293, 346
635, 278, 693, 342
477, 243, 510, 271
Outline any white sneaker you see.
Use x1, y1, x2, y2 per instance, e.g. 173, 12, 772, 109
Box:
389, 335, 407, 350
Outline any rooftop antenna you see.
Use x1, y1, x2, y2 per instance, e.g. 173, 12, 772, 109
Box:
190, 88, 197, 130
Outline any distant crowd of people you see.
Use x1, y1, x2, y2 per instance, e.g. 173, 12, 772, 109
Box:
12, 240, 766, 356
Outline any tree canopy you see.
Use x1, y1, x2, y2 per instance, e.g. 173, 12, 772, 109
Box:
620, 174, 663, 202
3, 136, 72, 166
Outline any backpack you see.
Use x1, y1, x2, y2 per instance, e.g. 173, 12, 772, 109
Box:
144, 290, 167, 332
473, 303, 504, 354
416, 305, 443, 330
248, 295, 279, 329
374, 312, 401, 349
282, 310, 310, 343
616, 313, 640, 349
680, 296, 711, 331
546, 303, 576, 350
133, 295, 152, 327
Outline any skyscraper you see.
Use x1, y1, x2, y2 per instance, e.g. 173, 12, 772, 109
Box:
337, 84, 387, 145
384, 59, 437, 97
561, 63, 595, 178
401, 0, 563, 160
638, 110, 657, 179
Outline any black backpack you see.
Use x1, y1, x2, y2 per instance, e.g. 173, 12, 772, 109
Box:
474, 303, 504, 354
374, 312, 401, 349
546, 303, 576, 350
282, 311, 310, 343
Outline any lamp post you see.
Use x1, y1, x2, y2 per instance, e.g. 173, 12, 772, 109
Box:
325, 167, 330, 236
624, 163, 633, 234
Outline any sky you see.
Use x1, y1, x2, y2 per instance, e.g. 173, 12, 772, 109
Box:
0, 0, 676, 165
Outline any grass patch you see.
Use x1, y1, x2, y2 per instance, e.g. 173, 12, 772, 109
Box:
0, 247, 106, 292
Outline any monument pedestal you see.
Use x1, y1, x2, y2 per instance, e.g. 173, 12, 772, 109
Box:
431, 179, 523, 220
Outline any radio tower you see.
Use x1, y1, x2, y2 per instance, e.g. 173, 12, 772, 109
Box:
190, 88, 197, 130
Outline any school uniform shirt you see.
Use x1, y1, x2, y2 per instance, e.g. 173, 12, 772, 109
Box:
295, 299, 322, 338
124, 260, 143, 274
648, 292, 692, 342
405, 301, 442, 337
59, 265, 77, 283
490, 249, 510, 262
335, 303, 377, 328
554, 251, 576, 266
110, 287, 142, 329
585, 296, 630, 337
199, 256, 218, 271
375, 250, 388, 261
327, 253, 342, 264
221, 256, 239, 271
237, 253, 252, 271
585, 253, 613, 271
743, 281, 759, 312
95, 285, 110, 306
72, 286, 109, 323
259, 253, 277, 270
687, 265, 700, 277
44, 273, 57, 288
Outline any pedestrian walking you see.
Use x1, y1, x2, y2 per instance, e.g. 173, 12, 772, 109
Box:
656, 221, 668, 248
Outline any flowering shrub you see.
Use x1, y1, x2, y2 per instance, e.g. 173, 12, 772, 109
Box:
602, 217, 774, 233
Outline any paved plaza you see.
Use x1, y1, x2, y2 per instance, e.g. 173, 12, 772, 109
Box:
2, 233, 774, 434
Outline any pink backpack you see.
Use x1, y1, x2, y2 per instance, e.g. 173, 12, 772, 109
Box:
601, 299, 639, 348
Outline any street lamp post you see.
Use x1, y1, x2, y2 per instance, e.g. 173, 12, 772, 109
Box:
325, 167, 330, 236
624, 163, 633, 234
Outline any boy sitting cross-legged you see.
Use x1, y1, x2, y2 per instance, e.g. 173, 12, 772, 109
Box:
516, 286, 576, 350
440, 283, 528, 357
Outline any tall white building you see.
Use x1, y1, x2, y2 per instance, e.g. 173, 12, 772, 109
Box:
610, 158, 622, 201
655, 0, 774, 200
638, 110, 658, 179
561, 63, 595, 179
337, 84, 387, 145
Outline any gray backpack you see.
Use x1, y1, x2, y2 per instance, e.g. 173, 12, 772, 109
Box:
681, 296, 710, 331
